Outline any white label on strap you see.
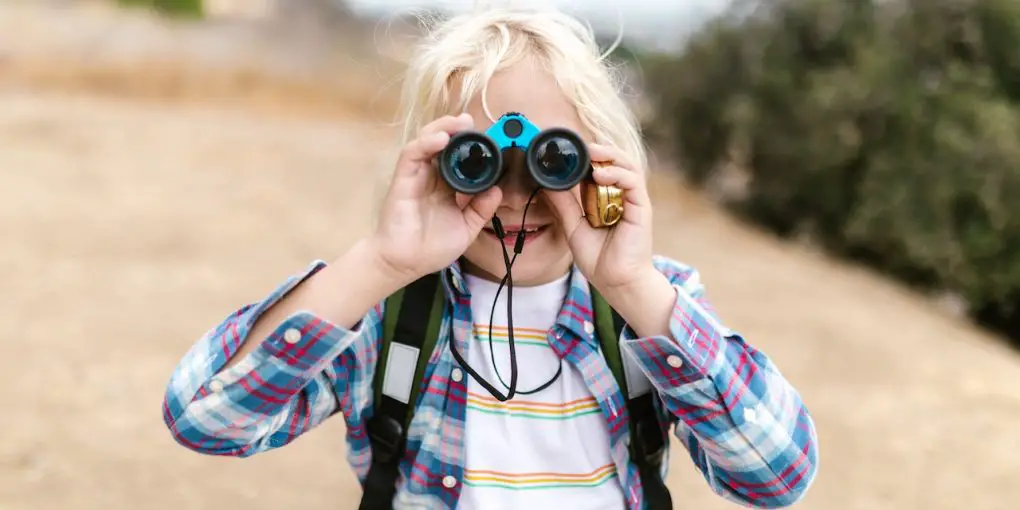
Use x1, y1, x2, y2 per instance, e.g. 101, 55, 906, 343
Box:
622, 348, 652, 400
382, 342, 420, 404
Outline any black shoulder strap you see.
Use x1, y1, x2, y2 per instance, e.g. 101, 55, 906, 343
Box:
591, 285, 673, 510
359, 272, 444, 510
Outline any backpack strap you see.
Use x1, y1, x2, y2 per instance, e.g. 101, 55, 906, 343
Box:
359, 272, 444, 510
591, 285, 674, 510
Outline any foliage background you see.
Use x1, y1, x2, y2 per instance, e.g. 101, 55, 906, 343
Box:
117, 0, 203, 17
642, 0, 1020, 347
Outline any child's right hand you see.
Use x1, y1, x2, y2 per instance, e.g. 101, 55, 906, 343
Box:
369, 113, 503, 284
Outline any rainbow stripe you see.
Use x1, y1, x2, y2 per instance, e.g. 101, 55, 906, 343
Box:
464, 463, 618, 490
472, 324, 549, 347
466, 392, 601, 420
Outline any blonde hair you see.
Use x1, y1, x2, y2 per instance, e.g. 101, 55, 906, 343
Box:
391, 6, 648, 174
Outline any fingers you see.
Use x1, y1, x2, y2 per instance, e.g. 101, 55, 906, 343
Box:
543, 188, 587, 240
420, 112, 475, 139
462, 187, 503, 235
393, 113, 474, 177
396, 132, 448, 177
587, 142, 638, 174
591, 165, 648, 207
389, 113, 475, 200
591, 164, 650, 226
587, 142, 651, 225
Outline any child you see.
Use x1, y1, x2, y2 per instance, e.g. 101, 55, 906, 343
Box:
162, 7, 819, 510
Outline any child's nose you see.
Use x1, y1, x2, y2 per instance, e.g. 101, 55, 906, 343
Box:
501, 183, 533, 209
500, 153, 535, 207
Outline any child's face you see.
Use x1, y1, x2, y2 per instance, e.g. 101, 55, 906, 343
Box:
458, 57, 588, 286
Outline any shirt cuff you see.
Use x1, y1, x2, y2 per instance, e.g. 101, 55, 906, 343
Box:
618, 283, 732, 387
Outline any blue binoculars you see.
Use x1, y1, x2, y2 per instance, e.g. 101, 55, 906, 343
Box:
438, 112, 592, 194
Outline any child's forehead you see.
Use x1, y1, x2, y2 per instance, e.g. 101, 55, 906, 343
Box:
462, 59, 589, 139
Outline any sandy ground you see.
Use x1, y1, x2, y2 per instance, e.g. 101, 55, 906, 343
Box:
2, 3, 1020, 510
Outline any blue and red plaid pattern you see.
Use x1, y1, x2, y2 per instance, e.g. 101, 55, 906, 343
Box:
163, 255, 818, 509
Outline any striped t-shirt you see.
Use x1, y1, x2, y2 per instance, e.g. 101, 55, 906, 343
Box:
458, 272, 626, 510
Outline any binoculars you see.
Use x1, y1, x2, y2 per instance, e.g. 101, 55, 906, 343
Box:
438, 112, 623, 228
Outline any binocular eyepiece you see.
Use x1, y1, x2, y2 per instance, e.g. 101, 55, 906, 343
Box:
438, 112, 592, 194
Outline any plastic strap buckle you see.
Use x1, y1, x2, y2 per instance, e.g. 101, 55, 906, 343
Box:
366, 414, 405, 464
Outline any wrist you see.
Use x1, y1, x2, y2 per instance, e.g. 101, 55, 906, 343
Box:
343, 237, 416, 292
601, 266, 676, 338
322, 239, 413, 310
277, 240, 413, 331
603, 265, 667, 301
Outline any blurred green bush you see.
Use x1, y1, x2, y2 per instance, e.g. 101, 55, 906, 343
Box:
116, 0, 203, 18
643, 0, 1020, 345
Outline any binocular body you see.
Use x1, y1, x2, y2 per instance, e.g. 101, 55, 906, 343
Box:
438, 112, 622, 227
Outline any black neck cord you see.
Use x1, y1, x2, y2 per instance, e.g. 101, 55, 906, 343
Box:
448, 188, 562, 401
486, 192, 564, 396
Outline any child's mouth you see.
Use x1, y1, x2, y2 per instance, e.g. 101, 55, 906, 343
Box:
483, 224, 549, 247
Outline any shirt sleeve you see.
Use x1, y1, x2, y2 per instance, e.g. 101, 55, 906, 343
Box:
161, 260, 382, 458
619, 255, 819, 509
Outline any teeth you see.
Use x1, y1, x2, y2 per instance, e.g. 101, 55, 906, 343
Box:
494, 226, 542, 236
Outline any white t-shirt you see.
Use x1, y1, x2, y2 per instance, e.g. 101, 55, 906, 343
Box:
458, 272, 626, 510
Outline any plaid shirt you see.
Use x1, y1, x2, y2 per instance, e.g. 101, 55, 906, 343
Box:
163, 255, 818, 509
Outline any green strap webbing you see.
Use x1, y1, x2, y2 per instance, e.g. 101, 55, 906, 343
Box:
591, 285, 673, 510
406, 280, 444, 426
374, 273, 445, 429
591, 286, 628, 398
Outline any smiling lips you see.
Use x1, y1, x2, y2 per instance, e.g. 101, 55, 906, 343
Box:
483, 223, 550, 246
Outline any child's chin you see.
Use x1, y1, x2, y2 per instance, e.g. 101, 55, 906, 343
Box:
504, 257, 570, 285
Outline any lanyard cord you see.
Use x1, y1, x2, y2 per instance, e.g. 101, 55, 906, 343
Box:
448, 188, 561, 401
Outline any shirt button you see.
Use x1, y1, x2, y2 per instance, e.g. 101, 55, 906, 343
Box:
442, 475, 457, 488
208, 378, 225, 392
743, 408, 758, 423
451, 368, 463, 383
667, 355, 683, 368
283, 328, 301, 344
583, 321, 595, 335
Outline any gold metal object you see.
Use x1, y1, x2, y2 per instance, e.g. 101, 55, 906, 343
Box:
581, 161, 624, 228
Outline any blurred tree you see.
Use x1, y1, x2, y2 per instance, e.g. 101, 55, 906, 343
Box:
274, 0, 352, 24
644, 0, 1020, 345
117, 0, 203, 18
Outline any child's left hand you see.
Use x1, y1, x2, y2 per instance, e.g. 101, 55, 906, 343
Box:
543, 142, 656, 295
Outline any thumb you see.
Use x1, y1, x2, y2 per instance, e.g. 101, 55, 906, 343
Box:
543, 189, 586, 239
462, 187, 503, 234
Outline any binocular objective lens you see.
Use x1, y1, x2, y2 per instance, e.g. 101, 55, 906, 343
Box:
449, 140, 497, 182
534, 136, 581, 183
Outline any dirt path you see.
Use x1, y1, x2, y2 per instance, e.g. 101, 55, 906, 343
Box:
2, 3, 1019, 510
